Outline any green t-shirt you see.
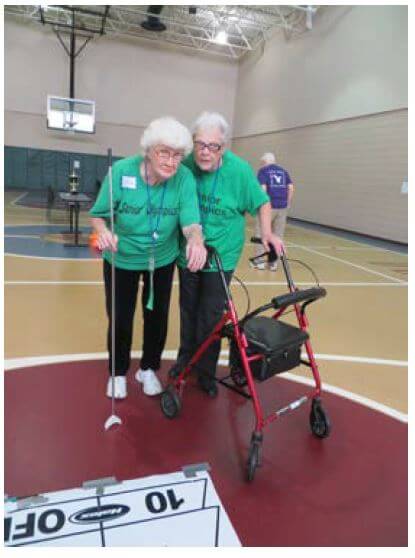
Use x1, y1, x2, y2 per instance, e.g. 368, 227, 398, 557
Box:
90, 155, 200, 270
177, 150, 269, 271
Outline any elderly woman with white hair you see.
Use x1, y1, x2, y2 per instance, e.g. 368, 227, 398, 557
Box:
90, 116, 206, 399
170, 111, 283, 397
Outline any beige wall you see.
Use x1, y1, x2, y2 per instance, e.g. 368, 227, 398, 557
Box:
4, 111, 145, 157
233, 110, 408, 243
4, 18, 238, 156
234, 5, 408, 136
233, 6, 408, 243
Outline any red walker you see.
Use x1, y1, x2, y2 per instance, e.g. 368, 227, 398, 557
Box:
160, 242, 331, 481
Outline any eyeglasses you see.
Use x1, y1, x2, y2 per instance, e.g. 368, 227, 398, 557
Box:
155, 148, 184, 164
194, 140, 223, 153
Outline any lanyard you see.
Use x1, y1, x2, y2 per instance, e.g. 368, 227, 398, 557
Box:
197, 167, 220, 225
144, 161, 167, 310
145, 163, 167, 242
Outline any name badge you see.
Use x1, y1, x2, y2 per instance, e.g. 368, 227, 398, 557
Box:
121, 176, 137, 189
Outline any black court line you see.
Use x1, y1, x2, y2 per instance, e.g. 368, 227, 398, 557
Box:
202, 478, 208, 508
8, 477, 207, 514
215, 507, 220, 547
10, 505, 222, 546
100, 505, 221, 545
96, 495, 106, 547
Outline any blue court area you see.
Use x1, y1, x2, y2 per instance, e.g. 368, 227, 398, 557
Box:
4, 225, 98, 259
12, 190, 95, 210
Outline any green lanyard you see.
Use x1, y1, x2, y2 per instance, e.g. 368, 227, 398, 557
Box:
144, 162, 167, 310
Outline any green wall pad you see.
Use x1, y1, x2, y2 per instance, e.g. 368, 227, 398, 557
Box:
4, 146, 122, 193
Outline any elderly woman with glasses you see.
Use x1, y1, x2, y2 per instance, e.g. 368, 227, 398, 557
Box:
90, 116, 206, 399
171, 111, 283, 397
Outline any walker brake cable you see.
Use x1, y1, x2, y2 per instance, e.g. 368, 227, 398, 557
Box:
231, 274, 251, 319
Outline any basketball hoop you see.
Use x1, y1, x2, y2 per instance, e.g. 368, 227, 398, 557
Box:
63, 111, 79, 129
47, 95, 95, 134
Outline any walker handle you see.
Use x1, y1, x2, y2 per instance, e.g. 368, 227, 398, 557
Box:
203, 245, 225, 273
272, 287, 326, 309
250, 237, 278, 263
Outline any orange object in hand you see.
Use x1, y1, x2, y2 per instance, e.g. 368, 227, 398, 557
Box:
89, 231, 101, 252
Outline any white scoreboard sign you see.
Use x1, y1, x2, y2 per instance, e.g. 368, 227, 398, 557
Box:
5, 470, 241, 547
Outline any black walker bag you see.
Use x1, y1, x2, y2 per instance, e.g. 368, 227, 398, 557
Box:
230, 316, 309, 382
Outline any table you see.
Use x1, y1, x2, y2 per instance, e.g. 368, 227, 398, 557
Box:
59, 192, 91, 247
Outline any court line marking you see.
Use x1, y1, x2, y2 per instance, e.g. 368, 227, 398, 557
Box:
4, 280, 408, 287
321, 246, 407, 254
9, 192, 28, 206
5, 234, 87, 239
287, 242, 405, 283
248, 225, 408, 256
5, 281, 104, 285
4, 253, 99, 262
5, 222, 71, 226
239, 281, 408, 287
5, 351, 406, 370
288, 246, 374, 251
271, 371, 408, 424
284, 245, 407, 256
250, 242, 390, 253
5, 235, 42, 239
297, 352, 407, 367
4, 352, 407, 423
6, 249, 408, 276
5, 227, 407, 269
220, 359, 407, 424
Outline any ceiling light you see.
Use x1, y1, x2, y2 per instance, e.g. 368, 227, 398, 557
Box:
214, 29, 228, 45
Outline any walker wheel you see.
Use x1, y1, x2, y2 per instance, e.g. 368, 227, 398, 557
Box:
309, 398, 331, 438
168, 368, 179, 380
230, 366, 247, 387
246, 436, 262, 482
160, 385, 181, 419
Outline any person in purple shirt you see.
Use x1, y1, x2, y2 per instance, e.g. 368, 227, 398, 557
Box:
253, 152, 294, 270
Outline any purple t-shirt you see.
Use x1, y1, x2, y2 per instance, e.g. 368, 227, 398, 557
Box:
257, 164, 292, 209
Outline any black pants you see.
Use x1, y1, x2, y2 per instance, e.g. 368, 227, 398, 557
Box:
103, 260, 175, 376
177, 267, 233, 380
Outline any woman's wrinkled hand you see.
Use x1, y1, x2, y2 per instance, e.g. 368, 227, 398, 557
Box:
261, 232, 284, 256
96, 229, 118, 252
186, 238, 207, 272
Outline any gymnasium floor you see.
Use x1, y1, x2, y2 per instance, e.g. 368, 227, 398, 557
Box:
4, 191, 408, 546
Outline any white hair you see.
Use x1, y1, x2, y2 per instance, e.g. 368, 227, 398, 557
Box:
192, 111, 230, 143
140, 117, 193, 155
261, 152, 276, 165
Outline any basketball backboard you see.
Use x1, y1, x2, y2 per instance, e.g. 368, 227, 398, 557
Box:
47, 95, 95, 134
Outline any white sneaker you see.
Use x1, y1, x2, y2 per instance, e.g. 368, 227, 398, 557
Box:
250, 261, 265, 270
135, 368, 162, 396
106, 376, 127, 399
269, 263, 278, 272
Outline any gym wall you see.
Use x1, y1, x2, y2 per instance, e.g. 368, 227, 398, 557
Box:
232, 6, 408, 243
4, 18, 238, 156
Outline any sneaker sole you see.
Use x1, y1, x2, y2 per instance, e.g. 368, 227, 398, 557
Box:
106, 391, 127, 399
142, 387, 162, 397
136, 373, 162, 396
